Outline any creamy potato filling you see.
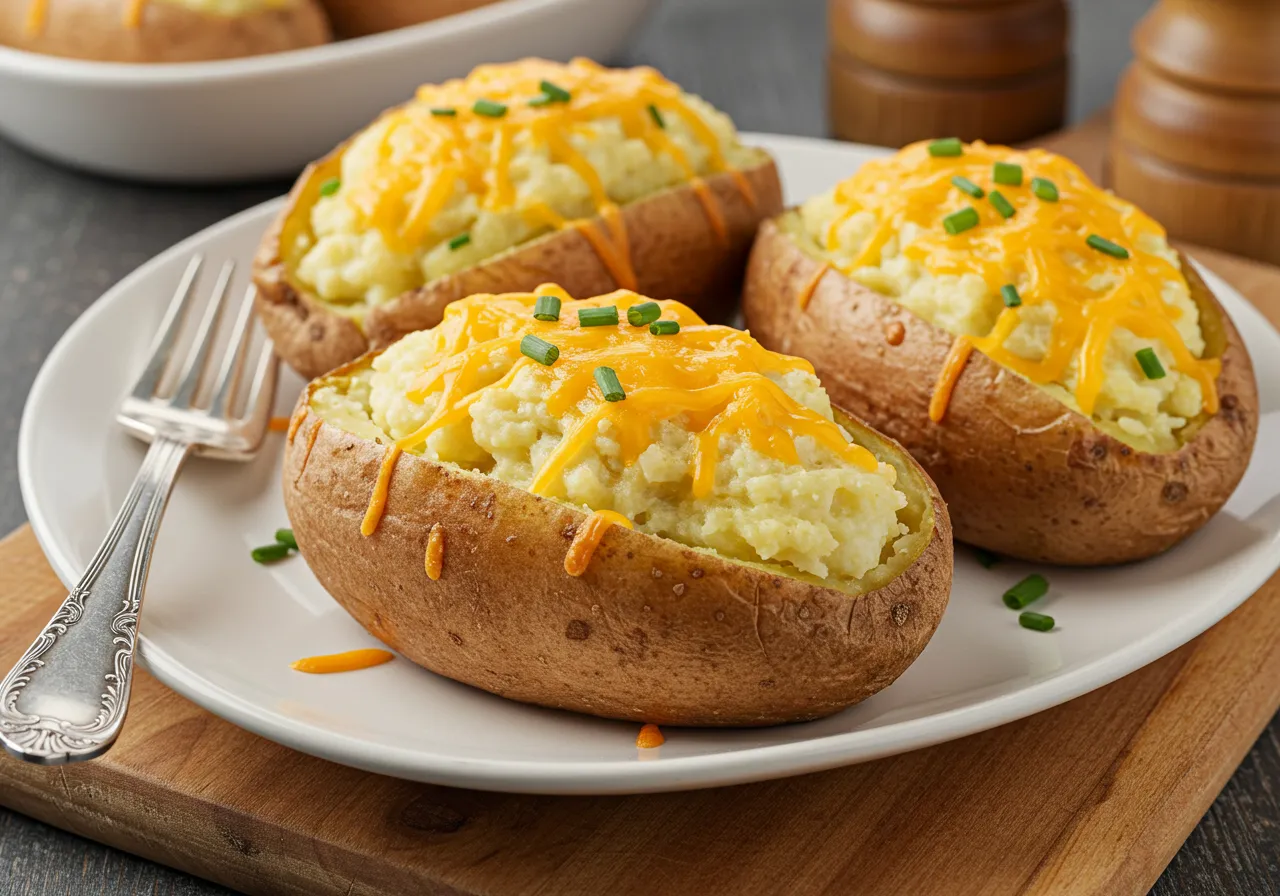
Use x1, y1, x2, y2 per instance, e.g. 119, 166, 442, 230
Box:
799, 141, 1219, 454
312, 291, 929, 590
288, 59, 758, 309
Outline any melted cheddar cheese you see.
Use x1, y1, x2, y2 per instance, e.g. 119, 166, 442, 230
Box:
800, 140, 1221, 452
316, 286, 913, 585
294, 58, 759, 309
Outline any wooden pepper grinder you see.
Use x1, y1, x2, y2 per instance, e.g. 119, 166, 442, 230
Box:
827, 0, 1069, 148
1111, 0, 1280, 266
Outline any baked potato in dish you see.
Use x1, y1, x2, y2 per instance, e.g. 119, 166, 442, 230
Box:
283, 286, 952, 726
316, 0, 500, 38
1, 0, 331, 62
743, 140, 1258, 566
254, 57, 783, 379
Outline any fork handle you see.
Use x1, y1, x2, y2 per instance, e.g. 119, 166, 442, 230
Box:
0, 437, 190, 764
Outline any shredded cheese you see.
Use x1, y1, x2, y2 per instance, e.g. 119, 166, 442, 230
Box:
424, 523, 445, 580
929, 337, 974, 423
290, 649, 395, 674
636, 723, 665, 749
796, 262, 831, 310
380, 285, 879, 519
564, 509, 633, 577
361, 445, 402, 536
821, 140, 1221, 422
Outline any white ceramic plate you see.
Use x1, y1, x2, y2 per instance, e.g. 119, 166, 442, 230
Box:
18, 135, 1280, 794
0, 0, 656, 181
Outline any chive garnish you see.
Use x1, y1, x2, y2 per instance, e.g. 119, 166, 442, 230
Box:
1000, 284, 1022, 308
472, 98, 508, 117
1135, 347, 1166, 380
578, 305, 619, 327
319, 178, 341, 197
430, 107, 457, 117
928, 137, 963, 157
251, 543, 291, 564
627, 301, 661, 326
274, 528, 298, 551
1031, 177, 1059, 202
993, 162, 1023, 186
594, 366, 626, 402
539, 80, 571, 103
943, 207, 980, 235
520, 334, 559, 366
448, 233, 471, 251
988, 190, 1016, 219
648, 104, 665, 129
1086, 234, 1130, 259
973, 547, 1000, 569
951, 176, 984, 199
533, 295, 561, 321
1003, 574, 1049, 610
1019, 611, 1055, 632
650, 320, 680, 335
528, 94, 556, 107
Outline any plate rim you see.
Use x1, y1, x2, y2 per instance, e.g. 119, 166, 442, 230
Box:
17, 133, 1280, 794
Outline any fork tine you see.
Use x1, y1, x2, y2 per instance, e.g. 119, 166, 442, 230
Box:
243, 338, 279, 433
170, 260, 235, 408
207, 285, 257, 419
130, 255, 203, 402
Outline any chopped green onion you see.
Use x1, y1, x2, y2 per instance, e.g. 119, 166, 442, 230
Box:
251, 543, 291, 564
627, 301, 661, 326
594, 366, 626, 402
951, 176, 984, 199
528, 94, 556, 107
1003, 574, 1049, 610
993, 162, 1023, 186
928, 137, 963, 157
429, 107, 457, 117
1135, 347, 1166, 380
539, 80, 571, 103
448, 233, 471, 251
973, 547, 1000, 569
1000, 284, 1022, 308
1019, 611, 1055, 632
1031, 177, 1059, 202
578, 306, 619, 327
988, 190, 1016, 219
943, 206, 980, 235
520, 334, 559, 366
649, 320, 680, 335
274, 528, 298, 551
648, 104, 665, 129
318, 178, 341, 197
1087, 234, 1130, 259
472, 98, 508, 117
533, 295, 561, 321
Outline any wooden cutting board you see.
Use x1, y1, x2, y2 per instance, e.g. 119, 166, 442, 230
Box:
2, 118, 1279, 896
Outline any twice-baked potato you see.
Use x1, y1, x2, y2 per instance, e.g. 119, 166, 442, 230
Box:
283, 286, 952, 726
744, 140, 1259, 566
0, 0, 331, 62
254, 57, 783, 380
316, 0, 500, 38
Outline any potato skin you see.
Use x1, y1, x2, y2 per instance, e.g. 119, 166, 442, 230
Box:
282, 387, 952, 727
316, 0, 499, 38
0, 0, 331, 63
254, 149, 783, 380
743, 217, 1259, 566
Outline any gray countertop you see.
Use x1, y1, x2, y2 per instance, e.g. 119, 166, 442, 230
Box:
2, 0, 1277, 892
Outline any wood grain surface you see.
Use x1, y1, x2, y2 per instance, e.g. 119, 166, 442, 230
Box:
1, 1, 1275, 894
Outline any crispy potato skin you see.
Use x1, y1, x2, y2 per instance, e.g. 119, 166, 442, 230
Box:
743, 218, 1260, 566
254, 153, 783, 380
0, 0, 331, 62
317, 0, 499, 38
282, 388, 952, 727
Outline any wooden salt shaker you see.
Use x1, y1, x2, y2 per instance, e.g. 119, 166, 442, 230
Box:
1111, 0, 1280, 266
827, 0, 1069, 148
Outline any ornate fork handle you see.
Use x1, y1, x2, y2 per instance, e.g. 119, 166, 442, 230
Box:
0, 437, 189, 764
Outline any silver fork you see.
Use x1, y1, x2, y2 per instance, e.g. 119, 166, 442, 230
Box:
0, 256, 278, 764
